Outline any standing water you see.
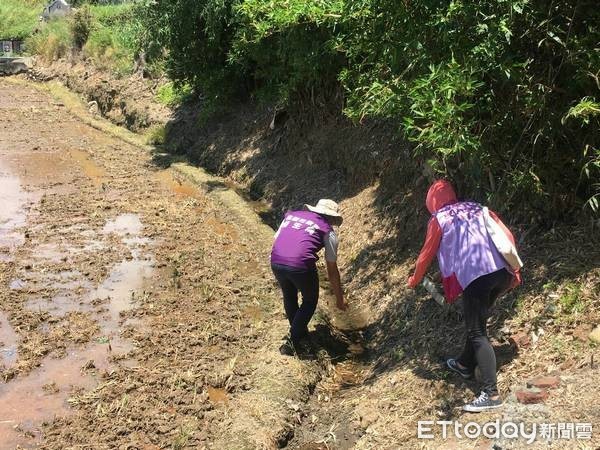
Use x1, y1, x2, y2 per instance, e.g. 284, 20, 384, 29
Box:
0, 313, 18, 369
0, 161, 31, 261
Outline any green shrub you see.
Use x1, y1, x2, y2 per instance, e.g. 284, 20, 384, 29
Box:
0, 0, 46, 40
155, 82, 193, 107
26, 18, 71, 62
134, 0, 246, 98
78, 3, 137, 75
83, 25, 130, 74
139, 0, 600, 220
231, 0, 345, 102
84, 24, 113, 54
340, 0, 600, 218
71, 5, 92, 49
20, 1, 137, 75
19, 0, 598, 220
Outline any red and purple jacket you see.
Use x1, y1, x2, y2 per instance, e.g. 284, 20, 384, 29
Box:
408, 180, 521, 302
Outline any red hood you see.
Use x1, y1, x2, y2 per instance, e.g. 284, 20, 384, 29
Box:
426, 180, 457, 213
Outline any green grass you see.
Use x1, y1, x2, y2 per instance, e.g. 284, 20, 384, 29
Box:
26, 18, 71, 61
84, 24, 134, 75
18, 1, 137, 75
559, 282, 586, 315
0, 0, 46, 40
84, 3, 137, 75
90, 3, 133, 25
155, 82, 193, 107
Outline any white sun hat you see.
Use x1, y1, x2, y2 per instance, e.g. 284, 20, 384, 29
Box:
304, 199, 343, 225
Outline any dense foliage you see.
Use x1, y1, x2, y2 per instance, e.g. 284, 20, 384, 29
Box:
25, 2, 138, 75
82, 3, 140, 74
136, 0, 599, 219
0, 0, 45, 40
342, 0, 600, 218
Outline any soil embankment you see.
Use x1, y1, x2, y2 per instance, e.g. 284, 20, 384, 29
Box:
29, 60, 170, 133
2, 61, 599, 448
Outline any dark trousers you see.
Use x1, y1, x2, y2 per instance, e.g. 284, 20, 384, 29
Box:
271, 263, 319, 343
457, 268, 513, 396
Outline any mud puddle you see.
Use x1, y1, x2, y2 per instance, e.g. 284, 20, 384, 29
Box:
1, 212, 154, 447
32, 238, 105, 263
67, 148, 107, 187
103, 213, 143, 236
0, 161, 33, 261
0, 338, 129, 449
155, 170, 205, 202
21, 269, 94, 318
98, 213, 154, 321
92, 258, 154, 323
0, 313, 18, 369
207, 386, 229, 406
103, 213, 151, 249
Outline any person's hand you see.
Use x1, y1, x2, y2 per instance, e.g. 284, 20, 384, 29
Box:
336, 298, 348, 311
407, 276, 418, 289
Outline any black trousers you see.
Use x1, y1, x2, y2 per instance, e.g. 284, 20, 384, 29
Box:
271, 263, 319, 343
457, 268, 513, 396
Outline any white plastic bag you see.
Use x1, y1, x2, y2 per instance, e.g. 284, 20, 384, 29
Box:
482, 207, 524, 270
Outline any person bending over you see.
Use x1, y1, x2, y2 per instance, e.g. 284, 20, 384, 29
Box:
271, 199, 347, 356
408, 180, 521, 412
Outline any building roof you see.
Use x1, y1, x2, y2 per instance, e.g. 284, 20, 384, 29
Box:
44, 0, 71, 11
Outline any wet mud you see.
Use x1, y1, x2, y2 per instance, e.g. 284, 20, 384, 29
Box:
0, 79, 316, 449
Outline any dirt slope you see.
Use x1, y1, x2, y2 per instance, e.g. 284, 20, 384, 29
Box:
156, 74, 600, 449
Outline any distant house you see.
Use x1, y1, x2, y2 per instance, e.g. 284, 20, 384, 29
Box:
42, 0, 72, 20
0, 39, 23, 56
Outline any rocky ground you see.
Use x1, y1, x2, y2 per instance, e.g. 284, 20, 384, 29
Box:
0, 73, 599, 450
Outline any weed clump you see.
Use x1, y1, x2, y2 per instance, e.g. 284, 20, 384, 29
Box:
71, 6, 92, 50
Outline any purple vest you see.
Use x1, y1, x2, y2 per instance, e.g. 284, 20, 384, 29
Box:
435, 202, 508, 295
270, 210, 332, 269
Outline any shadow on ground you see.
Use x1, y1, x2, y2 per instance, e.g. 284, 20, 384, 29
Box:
150, 96, 600, 396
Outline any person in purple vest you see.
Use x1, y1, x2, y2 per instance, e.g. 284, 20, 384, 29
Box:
271, 199, 348, 355
408, 180, 521, 412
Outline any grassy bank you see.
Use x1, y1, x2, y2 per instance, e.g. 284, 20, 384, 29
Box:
13, 1, 599, 222
24, 1, 138, 76
7, 1, 600, 446
0, 0, 45, 40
